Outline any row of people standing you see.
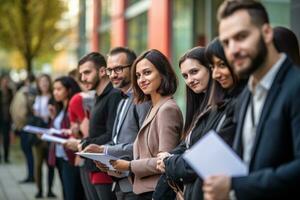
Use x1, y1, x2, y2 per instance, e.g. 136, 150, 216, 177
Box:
9, 1, 300, 199
71, 37, 246, 200
71, 1, 300, 198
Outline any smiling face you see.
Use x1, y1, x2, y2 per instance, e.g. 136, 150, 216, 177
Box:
107, 53, 131, 90
219, 10, 268, 77
135, 58, 162, 96
78, 61, 100, 91
180, 58, 210, 94
211, 56, 234, 89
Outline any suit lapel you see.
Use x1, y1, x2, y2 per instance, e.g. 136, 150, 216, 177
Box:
111, 99, 124, 138
249, 58, 291, 168
233, 89, 251, 157
138, 96, 171, 133
116, 99, 132, 133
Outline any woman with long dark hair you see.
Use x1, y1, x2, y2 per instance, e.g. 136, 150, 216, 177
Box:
179, 47, 211, 137
154, 38, 246, 200
49, 76, 85, 200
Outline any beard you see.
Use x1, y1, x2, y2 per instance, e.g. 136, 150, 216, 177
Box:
112, 78, 131, 89
234, 35, 268, 78
82, 75, 100, 91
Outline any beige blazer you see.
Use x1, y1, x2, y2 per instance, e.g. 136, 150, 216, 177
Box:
131, 96, 183, 194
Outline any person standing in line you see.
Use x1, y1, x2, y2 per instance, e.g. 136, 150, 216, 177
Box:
49, 76, 84, 200
111, 49, 183, 199
83, 47, 150, 200
0, 74, 13, 164
10, 74, 36, 183
31, 74, 56, 198
203, 1, 300, 199
77, 52, 122, 200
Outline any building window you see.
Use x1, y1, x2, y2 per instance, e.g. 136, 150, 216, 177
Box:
127, 12, 148, 55
99, 0, 112, 53
261, 0, 291, 27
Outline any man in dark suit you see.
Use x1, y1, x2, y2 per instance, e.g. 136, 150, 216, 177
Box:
203, 1, 300, 200
84, 47, 150, 200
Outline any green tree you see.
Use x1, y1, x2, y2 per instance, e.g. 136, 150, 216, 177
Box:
0, 0, 66, 74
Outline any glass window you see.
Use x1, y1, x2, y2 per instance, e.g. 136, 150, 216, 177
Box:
261, 0, 291, 27
127, 12, 148, 55
128, 0, 142, 6
101, 0, 112, 24
172, 0, 194, 112
99, 0, 112, 54
99, 31, 110, 55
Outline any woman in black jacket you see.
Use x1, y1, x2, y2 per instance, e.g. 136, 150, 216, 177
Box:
153, 38, 246, 200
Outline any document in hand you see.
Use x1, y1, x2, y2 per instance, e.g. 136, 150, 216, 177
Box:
41, 134, 67, 144
23, 125, 61, 135
76, 152, 120, 171
183, 130, 248, 179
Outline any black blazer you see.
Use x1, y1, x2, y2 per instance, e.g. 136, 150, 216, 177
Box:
231, 57, 300, 199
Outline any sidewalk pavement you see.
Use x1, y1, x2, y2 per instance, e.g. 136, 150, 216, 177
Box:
0, 162, 63, 200
0, 138, 63, 200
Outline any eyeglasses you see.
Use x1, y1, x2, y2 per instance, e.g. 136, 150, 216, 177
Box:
106, 64, 131, 75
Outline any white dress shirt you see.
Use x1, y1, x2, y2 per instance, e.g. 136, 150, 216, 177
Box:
242, 54, 286, 166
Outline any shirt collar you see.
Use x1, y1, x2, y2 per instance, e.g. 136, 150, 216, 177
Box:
248, 53, 286, 93
96, 82, 113, 99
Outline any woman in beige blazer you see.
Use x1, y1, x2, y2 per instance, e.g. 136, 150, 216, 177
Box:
111, 49, 183, 199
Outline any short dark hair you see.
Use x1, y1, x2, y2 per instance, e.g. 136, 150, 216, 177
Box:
108, 47, 137, 65
78, 52, 106, 69
218, 0, 269, 27
132, 49, 178, 103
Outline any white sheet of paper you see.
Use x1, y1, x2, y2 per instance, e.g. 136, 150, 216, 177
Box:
76, 152, 121, 171
183, 130, 248, 179
23, 125, 49, 134
23, 125, 61, 135
41, 134, 67, 144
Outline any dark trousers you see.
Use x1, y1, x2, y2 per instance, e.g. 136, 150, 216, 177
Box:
0, 121, 11, 162
33, 142, 55, 194
56, 158, 85, 200
137, 192, 153, 200
80, 167, 98, 200
19, 130, 34, 179
115, 184, 138, 200
80, 168, 115, 200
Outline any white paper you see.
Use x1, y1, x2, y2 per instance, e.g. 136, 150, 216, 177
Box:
23, 125, 61, 135
76, 152, 122, 171
183, 130, 248, 179
41, 134, 67, 144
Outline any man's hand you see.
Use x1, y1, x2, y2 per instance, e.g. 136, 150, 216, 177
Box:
110, 160, 130, 171
94, 161, 109, 172
82, 144, 105, 153
203, 175, 231, 200
64, 138, 80, 151
107, 170, 126, 178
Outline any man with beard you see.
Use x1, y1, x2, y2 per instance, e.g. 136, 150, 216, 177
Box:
83, 47, 150, 199
77, 52, 122, 200
202, 1, 300, 200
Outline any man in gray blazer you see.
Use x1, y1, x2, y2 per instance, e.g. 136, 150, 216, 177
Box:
84, 47, 150, 200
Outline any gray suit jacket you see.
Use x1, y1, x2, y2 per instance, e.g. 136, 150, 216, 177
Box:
106, 94, 150, 192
